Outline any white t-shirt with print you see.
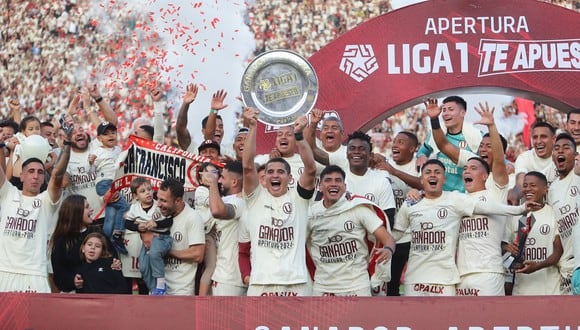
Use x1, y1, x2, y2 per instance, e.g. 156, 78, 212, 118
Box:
345, 169, 395, 211
307, 195, 383, 293
514, 149, 558, 186
457, 188, 508, 277
239, 185, 310, 285
0, 183, 61, 278
66, 142, 104, 218
504, 205, 560, 295
92, 145, 122, 182
547, 171, 580, 277
165, 205, 205, 295
121, 201, 164, 278
394, 191, 475, 285
211, 194, 247, 287
389, 160, 418, 244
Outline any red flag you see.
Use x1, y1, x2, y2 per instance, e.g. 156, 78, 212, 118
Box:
515, 97, 535, 148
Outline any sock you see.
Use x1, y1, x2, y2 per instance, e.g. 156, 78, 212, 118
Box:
156, 278, 166, 289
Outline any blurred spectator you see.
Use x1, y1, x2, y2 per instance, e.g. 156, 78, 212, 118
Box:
0, 1, 170, 146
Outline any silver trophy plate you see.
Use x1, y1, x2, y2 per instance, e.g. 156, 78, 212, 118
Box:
241, 50, 319, 126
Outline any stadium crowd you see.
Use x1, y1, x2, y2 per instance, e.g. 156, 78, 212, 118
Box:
0, 0, 578, 298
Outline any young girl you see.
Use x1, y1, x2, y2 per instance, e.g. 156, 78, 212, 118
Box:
51, 195, 96, 293
195, 162, 220, 296
75, 232, 127, 294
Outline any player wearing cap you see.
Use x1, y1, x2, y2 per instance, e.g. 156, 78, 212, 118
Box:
239, 108, 316, 296
89, 122, 128, 255
197, 139, 221, 161
0, 118, 73, 292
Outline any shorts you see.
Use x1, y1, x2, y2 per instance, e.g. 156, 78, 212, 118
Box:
405, 283, 455, 296
457, 273, 505, 296
572, 268, 580, 295
212, 281, 247, 296
247, 282, 311, 297
0, 271, 50, 293
312, 286, 371, 297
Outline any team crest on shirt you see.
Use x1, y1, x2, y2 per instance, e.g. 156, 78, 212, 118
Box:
539, 224, 551, 235
344, 221, 355, 232
328, 235, 343, 243
298, 167, 304, 175
437, 208, 448, 219
364, 193, 375, 202
458, 141, 467, 149
282, 202, 292, 214
570, 186, 579, 197
32, 199, 41, 208
173, 231, 183, 242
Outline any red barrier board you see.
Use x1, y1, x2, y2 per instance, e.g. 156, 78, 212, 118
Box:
0, 293, 578, 329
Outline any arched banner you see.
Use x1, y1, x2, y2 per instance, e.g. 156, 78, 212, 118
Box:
255, 0, 579, 153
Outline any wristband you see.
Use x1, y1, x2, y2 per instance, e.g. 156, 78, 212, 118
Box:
94, 96, 103, 103
63, 140, 72, 146
294, 132, 304, 141
430, 117, 441, 130
383, 246, 395, 254
209, 109, 218, 114
0, 143, 5, 149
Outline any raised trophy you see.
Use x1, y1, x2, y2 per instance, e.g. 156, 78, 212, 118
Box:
241, 50, 319, 126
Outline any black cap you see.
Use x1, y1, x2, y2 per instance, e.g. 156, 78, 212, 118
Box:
235, 127, 249, 138
97, 121, 117, 135
198, 139, 220, 154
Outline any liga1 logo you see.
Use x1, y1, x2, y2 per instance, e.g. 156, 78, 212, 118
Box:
339, 16, 579, 82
